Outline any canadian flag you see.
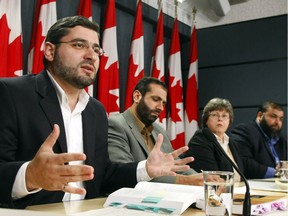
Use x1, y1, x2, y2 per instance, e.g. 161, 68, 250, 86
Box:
150, 2, 166, 129
78, 0, 94, 96
167, 18, 185, 149
184, 22, 199, 145
78, 0, 92, 20
97, 0, 120, 116
125, 0, 144, 110
27, 0, 57, 74
0, 0, 23, 77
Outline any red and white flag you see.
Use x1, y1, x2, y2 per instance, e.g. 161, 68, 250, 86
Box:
167, 18, 185, 149
184, 22, 199, 145
78, 0, 92, 20
97, 0, 120, 116
150, 2, 166, 129
78, 0, 94, 96
0, 0, 23, 77
125, 0, 144, 110
27, 0, 57, 74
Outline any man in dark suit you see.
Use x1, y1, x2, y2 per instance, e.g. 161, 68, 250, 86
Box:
108, 77, 203, 185
0, 16, 192, 209
230, 101, 287, 179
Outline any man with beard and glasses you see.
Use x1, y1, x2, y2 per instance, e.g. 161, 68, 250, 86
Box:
0, 16, 193, 209
108, 77, 204, 186
230, 101, 287, 179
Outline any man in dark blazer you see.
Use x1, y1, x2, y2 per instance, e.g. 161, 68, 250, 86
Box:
0, 16, 192, 209
230, 101, 287, 179
108, 77, 203, 186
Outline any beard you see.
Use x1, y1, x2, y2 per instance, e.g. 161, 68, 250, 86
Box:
259, 116, 281, 138
51, 51, 96, 89
136, 98, 160, 126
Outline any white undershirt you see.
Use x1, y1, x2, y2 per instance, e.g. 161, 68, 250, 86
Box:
213, 133, 241, 182
51, 72, 89, 201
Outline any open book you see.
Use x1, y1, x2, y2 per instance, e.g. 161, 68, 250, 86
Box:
103, 182, 203, 215
104, 181, 288, 215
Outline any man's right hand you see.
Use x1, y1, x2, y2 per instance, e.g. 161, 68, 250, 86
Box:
26, 124, 94, 195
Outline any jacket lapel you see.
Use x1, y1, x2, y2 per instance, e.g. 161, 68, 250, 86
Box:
35, 71, 67, 153
82, 102, 96, 166
123, 110, 150, 155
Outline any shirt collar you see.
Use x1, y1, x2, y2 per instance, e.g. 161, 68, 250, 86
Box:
214, 133, 229, 145
213, 133, 229, 152
129, 108, 154, 134
255, 120, 279, 145
47, 71, 90, 113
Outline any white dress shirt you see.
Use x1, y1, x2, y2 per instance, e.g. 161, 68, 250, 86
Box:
214, 133, 241, 182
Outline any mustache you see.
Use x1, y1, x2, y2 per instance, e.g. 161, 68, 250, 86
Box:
79, 60, 96, 71
151, 109, 161, 115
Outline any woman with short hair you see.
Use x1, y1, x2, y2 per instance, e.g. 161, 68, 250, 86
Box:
184, 98, 243, 182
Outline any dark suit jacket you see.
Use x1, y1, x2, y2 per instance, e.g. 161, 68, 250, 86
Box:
184, 129, 244, 177
230, 121, 287, 179
0, 71, 137, 209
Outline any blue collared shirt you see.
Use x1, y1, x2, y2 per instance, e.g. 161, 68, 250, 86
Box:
256, 121, 279, 178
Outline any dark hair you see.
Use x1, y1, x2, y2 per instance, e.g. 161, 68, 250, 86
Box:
132, 77, 167, 102
257, 101, 284, 114
202, 97, 234, 128
43, 16, 100, 68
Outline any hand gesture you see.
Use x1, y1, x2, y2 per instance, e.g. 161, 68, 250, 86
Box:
26, 124, 94, 195
146, 134, 194, 178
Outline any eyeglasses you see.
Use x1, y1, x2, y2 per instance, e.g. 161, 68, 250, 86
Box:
209, 112, 230, 121
55, 39, 104, 56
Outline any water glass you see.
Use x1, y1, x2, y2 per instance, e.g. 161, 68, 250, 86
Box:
203, 171, 234, 216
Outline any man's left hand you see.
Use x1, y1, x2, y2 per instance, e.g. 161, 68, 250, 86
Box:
146, 134, 194, 178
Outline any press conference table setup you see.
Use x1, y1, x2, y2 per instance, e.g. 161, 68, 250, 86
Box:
1, 180, 287, 216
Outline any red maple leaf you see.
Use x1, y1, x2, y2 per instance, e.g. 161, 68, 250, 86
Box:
98, 55, 120, 113
171, 132, 185, 150
168, 75, 184, 122
151, 61, 161, 80
125, 54, 144, 110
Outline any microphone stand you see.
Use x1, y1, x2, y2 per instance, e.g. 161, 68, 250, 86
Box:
202, 128, 251, 216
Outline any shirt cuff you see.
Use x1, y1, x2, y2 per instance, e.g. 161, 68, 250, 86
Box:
264, 167, 276, 178
136, 160, 153, 182
12, 161, 42, 200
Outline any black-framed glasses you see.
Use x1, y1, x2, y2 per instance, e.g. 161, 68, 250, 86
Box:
54, 39, 104, 56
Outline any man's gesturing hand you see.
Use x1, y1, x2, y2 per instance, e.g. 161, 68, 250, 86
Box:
146, 134, 194, 178
26, 124, 94, 195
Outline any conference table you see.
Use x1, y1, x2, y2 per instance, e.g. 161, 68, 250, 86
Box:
1, 198, 212, 216
0, 185, 287, 216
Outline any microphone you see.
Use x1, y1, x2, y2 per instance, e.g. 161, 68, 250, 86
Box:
202, 128, 251, 216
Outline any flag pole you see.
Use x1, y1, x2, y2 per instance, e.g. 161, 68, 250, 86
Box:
174, 0, 178, 18
192, 6, 197, 22
191, 6, 197, 30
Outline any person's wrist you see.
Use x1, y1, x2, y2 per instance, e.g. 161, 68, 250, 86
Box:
26, 162, 39, 191
145, 161, 153, 178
